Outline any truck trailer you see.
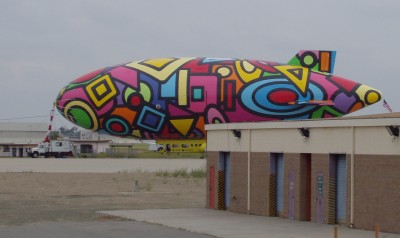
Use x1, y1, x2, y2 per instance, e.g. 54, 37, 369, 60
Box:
29, 140, 74, 158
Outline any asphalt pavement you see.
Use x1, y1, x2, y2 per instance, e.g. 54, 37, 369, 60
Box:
0, 221, 215, 238
100, 208, 400, 238
2, 209, 400, 238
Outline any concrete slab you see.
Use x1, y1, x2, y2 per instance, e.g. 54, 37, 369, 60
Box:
0, 221, 214, 238
0, 158, 206, 173
99, 208, 400, 238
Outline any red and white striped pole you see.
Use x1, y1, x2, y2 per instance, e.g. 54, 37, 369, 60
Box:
44, 108, 55, 142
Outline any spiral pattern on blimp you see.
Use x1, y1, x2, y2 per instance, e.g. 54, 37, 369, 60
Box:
240, 78, 324, 117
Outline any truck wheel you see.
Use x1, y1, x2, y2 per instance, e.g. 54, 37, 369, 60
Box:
55, 153, 61, 158
33, 152, 39, 158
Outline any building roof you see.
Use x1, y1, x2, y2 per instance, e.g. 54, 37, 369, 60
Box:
0, 122, 48, 132
0, 143, 38, 146
342, 112, 400, 119
206, 112, 400, 131
70, 139, 112, 143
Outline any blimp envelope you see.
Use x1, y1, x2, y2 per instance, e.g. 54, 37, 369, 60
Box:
55, 50, 382, 142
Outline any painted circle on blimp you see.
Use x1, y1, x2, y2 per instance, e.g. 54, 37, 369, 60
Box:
128, 94, 142, 107
365, 90, 381, 105
300, 52, 318, 68
240, 78, 324, 117
104, 117, 130, 136
63, 101, 98, 130
124, 83, 152, 104
303, 55, 314, 66
268, 89, 298, 104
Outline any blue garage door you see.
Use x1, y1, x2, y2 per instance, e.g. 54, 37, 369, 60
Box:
224, 153, 231, 208
276, 153, 284, 214
336, 154, 347, 223
219, 152, 231, 209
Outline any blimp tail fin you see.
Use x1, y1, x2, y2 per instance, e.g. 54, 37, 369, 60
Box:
288, 50, 336, 74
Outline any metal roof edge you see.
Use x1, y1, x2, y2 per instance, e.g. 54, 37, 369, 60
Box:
205, 113, 400, 131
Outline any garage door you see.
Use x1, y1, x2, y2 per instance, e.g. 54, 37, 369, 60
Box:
276, 153, 284, 214
336, 154, 347, 223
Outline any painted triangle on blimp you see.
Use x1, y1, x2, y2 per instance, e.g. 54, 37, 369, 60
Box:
288, 68, 303, 79
167, 102, 192, 117
276, 65, 310, 96
170, 118, 196, 136
311, 106, 343, 119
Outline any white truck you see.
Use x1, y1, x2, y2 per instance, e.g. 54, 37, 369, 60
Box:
148, 143, 163, 152
29, 140, 74, 158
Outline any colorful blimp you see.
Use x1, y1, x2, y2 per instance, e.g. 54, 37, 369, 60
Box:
56, 50, 381, 151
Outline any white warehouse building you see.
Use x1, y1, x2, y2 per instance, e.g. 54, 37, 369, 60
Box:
0, 122, 144, 157
0, 122, 48, 157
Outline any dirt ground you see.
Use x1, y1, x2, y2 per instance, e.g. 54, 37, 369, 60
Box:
0, 172, 206, 226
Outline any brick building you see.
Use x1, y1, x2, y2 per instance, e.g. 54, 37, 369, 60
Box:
205, 113, 400, 233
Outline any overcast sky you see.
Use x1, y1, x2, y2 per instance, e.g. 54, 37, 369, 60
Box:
1, 0, 399, 127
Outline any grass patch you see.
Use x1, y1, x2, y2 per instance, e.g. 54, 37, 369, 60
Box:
76, 143, 205, 159
142, 181, 153, 191
155, 168, 206, 178
190, 169, 206, 178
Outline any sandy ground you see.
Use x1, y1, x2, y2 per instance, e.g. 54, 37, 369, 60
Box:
0, 172, 206, 226
0, 158, 206, 173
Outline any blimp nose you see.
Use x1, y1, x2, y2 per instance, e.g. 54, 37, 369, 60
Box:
55, 67, 106, 130
353, 83, 382, 111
